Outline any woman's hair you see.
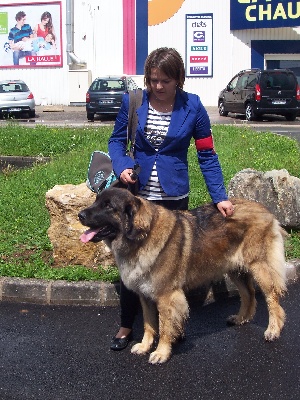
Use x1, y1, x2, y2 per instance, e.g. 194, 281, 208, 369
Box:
144, 47, 185, 90
41, 11, 53, 32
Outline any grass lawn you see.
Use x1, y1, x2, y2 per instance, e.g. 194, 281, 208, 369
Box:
0, 122, 299, 281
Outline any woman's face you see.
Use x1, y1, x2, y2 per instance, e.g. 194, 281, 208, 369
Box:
149, 68, 177, 102
41, 17, 49, 26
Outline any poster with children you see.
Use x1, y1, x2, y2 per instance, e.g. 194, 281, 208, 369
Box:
0, 1, 62, 68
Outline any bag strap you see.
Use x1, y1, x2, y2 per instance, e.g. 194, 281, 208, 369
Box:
127, 89, 143, 148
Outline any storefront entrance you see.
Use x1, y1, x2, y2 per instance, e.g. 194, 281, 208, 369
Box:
265, 57, 300, 84
252, 40, 300, 83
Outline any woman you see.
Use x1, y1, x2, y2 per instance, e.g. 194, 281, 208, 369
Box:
108, 47, 234, 351
34, 11, 55, 39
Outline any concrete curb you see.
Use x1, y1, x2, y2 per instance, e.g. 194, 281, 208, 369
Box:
0, 155, 50, 170
39, 105, 65, 112
0, 277, 120, 307
0, 260, 299, 307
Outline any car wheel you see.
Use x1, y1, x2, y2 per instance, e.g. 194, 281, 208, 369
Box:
28, 110, 35, 118
87, 112, 94, 121
219, 101, 228, 117
245, 103, 256, 121
285, 113, 297, 121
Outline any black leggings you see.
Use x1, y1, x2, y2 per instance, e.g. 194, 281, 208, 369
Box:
119, 196, 189, 329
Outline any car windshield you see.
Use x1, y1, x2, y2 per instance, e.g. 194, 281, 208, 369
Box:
90, 79, 126, 92
0, 82, 28, 93
260, 72, 296, 90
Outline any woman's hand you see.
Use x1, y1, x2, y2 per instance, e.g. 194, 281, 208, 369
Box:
216, 200, 234, 217
119, 169, 137, 185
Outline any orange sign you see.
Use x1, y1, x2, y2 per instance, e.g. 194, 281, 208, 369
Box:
148, 0, 185, 26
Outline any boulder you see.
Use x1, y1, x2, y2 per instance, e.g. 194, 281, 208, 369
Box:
45, 183, 116, 268
228, 169, 300, 229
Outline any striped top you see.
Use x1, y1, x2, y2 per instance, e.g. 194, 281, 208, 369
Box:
138, 104, 188, 201
8, 24, 33, 43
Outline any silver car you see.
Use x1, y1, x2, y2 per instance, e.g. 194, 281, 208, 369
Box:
0, 79, 35, 118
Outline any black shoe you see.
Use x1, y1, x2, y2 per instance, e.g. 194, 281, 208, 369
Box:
110, 331, 133, 351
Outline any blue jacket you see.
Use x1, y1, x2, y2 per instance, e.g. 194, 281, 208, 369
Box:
108, 89, 228, 203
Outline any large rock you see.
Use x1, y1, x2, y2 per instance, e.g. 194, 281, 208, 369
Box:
228, 169, 300, 229
45, 183, 116, 268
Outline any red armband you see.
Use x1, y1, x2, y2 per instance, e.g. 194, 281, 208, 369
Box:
195, 135, 215, 151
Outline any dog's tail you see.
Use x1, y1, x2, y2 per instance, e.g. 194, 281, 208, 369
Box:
267, 219, 287, 295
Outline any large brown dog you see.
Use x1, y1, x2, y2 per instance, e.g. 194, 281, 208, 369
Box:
78, 188, 287, 364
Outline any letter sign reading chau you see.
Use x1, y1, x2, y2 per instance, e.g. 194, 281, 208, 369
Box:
231, 0, 300, 30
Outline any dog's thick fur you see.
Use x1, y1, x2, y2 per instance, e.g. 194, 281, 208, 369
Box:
79, 188, 287, 364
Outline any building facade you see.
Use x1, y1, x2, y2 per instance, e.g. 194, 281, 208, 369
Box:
0, 0, 299, 106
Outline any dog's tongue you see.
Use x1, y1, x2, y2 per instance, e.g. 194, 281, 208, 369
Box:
80, 228, 100, 243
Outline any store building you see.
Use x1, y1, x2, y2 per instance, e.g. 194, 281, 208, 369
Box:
0, 0, 299, 106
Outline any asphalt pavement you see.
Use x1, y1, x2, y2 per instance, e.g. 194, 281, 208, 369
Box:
2, 105, 300, 144
0, 280, 299, 400
26, 105, 300, 144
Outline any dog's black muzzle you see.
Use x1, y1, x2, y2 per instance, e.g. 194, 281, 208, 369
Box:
78, 210, 88, 226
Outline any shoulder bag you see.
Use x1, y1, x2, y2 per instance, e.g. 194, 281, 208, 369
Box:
86, 89, 143, 194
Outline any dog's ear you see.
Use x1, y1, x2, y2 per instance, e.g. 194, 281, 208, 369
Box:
125, 198, 152, 241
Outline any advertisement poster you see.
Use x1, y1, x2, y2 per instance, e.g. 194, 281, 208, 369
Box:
185, 14, 213, 78
0, 1, 62, 68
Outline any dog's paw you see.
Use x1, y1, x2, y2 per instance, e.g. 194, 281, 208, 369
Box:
226, 314, 249, 326
131, 342, 150, 355
148, 350, 170, 365
264, 328, 280, 342
264, 307, 285, 341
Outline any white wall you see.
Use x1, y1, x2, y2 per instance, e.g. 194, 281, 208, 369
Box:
1, 0, 299, 106
148, 0, 233, 106
73, 0, 124, 80
148, 0, 300, 106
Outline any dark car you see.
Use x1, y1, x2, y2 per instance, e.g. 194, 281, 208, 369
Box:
0, 79, 35, 118
86, 76, 140, 121
218, 69, 300, 121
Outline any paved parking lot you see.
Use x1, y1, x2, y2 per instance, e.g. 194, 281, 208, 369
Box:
0, 281, 299, 400
28, 105, 300, 145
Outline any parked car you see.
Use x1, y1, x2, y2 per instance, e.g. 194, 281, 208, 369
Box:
86, 75, 140, 121
218, 69, 300, 121
0, 79, 35, 118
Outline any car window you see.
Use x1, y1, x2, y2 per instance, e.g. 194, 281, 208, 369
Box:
0, 82, 28, 92
227, 76, 239, 91
89, 80, 99, 91
236, 74, 248, 90
246, 74, 257, 88
90, 79, 126, 92
107, 80, 126, 91
260, 72, 296, 90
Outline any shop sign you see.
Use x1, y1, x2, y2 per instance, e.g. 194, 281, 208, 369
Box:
231, 0, 300, 30
186, 14, 213, 77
